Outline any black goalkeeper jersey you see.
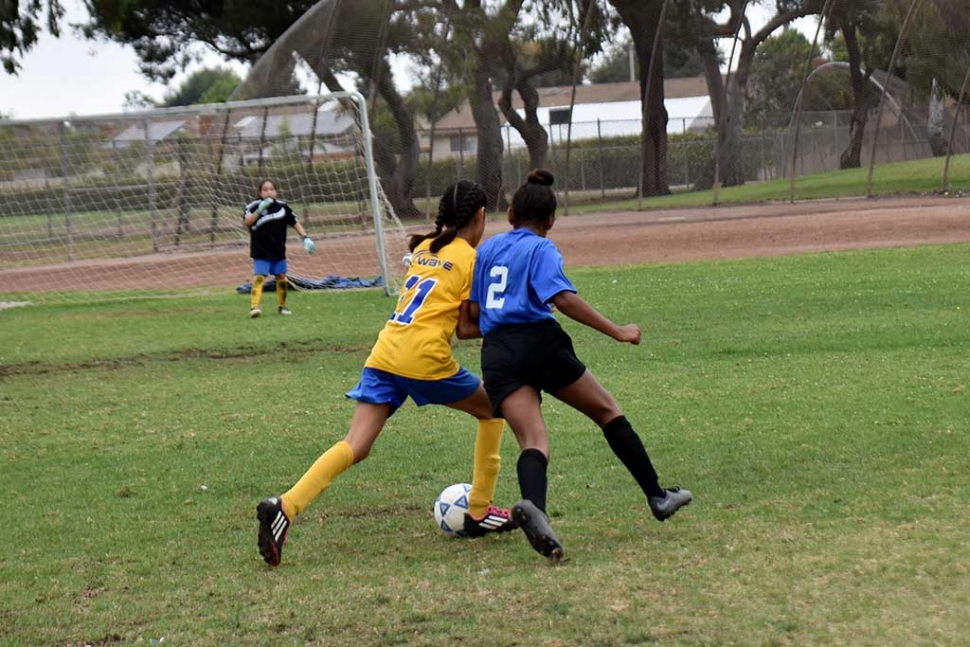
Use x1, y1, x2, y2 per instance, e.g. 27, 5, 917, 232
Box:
244, 199, 299, 261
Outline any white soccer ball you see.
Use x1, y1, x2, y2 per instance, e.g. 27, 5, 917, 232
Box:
433, 482, 471, 537
402, 252, 413, 269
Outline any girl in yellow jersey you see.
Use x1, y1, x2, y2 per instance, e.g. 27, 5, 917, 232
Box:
256, 181, 516, 567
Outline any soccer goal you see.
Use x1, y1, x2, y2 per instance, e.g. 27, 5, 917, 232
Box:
0, 92, 408, 301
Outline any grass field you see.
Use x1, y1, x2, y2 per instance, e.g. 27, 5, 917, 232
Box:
1, 242, 968, 645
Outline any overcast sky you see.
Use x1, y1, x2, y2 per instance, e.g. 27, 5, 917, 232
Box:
0, 2, 816, 122
0, 1, 250, 121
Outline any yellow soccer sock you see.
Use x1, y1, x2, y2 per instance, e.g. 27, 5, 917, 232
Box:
276, 276, 288, 309
467, 418, 504, 519
250, 275, 265, 310
280, 440, 355, 518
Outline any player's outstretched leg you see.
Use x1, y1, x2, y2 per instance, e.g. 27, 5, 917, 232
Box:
511, 499, 563, 562
256, 496, 291, 567
463, 505, 518, 538
647, 487, 693, 522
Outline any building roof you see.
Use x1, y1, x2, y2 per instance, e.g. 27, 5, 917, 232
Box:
433, 76, 711, 131
111, 120, 186, 144
232, 108, 354, 139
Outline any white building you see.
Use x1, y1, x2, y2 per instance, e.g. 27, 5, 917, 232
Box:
425, 76, 714, 159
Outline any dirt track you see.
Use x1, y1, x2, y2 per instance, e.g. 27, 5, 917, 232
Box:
547, 195, 970, 266
3, 195, 969, 293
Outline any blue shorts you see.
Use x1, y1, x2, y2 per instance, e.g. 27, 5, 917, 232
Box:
346, 367, 482, 416
253, 258, 287, 276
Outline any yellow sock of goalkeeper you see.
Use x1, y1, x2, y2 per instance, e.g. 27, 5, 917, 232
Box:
280, 440, 355, 518
276, 276, 288, 309
250, 275, 265, 310
467, 418, 504, 519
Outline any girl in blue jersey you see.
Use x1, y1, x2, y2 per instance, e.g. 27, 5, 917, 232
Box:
255, 181, 516, 568
469, 169, 692, 561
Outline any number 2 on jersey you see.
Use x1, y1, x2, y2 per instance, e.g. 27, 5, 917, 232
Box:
390, 275, 438, 324
485, 266, 508, 309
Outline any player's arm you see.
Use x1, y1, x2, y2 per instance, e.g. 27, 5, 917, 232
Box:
550, 290, 640, 345
456, 300, 482, 339
243, 209, 260, 228
287, 207, 315, 253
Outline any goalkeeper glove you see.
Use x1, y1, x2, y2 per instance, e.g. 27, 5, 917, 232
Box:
303, 237, 316, 254
256, 198, 275, 215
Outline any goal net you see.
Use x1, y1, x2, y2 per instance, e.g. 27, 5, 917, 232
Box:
0, 92, 409, 302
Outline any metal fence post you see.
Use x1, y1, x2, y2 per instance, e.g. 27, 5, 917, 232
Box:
209, 109, 232, 245
112, 139, 123, 236
596, 119, 605, 198
144, 119, 158, 253
59, 121, 74, 262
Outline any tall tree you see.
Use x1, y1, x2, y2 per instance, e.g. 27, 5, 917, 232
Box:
823, 0, 888, 168
424, 0, 515, 210
607, 0, 671, 197
162, 67, 242, 107
81, 0, 310, 82
746, 28, 814, 127
691, 0, 825, 189
1, 0, 63, 74
493, 0, 610, 171
590, 36, 711, 83
85, 0, 424, 219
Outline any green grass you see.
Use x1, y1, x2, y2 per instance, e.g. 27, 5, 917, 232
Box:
566, 153, 970, 213
1, 244, 969, 645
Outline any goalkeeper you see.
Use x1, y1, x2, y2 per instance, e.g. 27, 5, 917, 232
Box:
243, 179, 315, 318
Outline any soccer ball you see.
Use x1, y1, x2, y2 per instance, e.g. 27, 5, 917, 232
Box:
433, 482, 471, 537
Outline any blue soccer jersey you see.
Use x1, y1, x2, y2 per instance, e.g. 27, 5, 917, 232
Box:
471, 228, 576, 336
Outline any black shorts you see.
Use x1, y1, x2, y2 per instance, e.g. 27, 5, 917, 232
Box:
481, 319, 587, 416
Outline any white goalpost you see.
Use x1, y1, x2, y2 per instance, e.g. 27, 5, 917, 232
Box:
0, 91, 408, 301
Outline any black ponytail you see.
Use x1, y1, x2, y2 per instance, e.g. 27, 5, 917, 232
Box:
408, 180, 487, 253
509, 169, 556, 227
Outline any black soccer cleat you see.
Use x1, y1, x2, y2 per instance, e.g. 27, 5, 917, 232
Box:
256, 496, 290, 567
463, 505, 518, 538
647, 487, 693, 522
511, 499, 563, 562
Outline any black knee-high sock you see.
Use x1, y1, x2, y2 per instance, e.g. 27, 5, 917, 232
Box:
602, 416, 665, 498
517, 448, 549, 513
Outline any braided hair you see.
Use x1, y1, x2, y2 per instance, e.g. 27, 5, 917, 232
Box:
409, 180, 488, 253
509, 169, 556, 227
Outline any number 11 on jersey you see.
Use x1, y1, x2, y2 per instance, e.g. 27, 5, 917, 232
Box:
390, 275, 438, 324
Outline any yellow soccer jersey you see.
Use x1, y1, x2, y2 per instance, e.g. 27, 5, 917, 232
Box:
364, 236, 476, 380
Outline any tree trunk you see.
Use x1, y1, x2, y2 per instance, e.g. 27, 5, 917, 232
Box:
470, 61, 507, 210
927, 78, 947, 157
698, 37, 725, 131
716, 40, 754, 188
840, 23, 869, 169
374, 57, 422, 219
499, 80, 549, 170
297, 47, 422, 218
698, 2, 825, 188
610, 0, 670, 196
